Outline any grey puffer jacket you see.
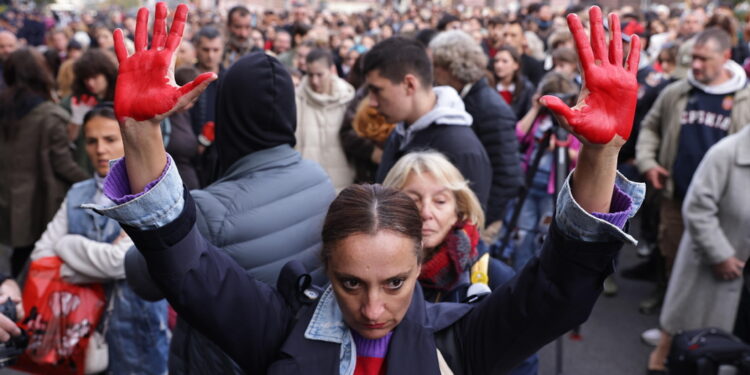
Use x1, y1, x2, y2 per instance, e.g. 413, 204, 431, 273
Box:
127, 145, 335, 374
175, 145, 335, 375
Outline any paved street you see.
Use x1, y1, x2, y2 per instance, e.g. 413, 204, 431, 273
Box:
539, 217, 659, 375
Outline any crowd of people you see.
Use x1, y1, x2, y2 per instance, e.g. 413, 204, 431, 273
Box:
0, 0, 748, 373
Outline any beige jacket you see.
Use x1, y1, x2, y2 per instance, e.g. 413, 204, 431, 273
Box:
295, 75, 356, 191
635, 79, 750, 199
660, 126, 750, 333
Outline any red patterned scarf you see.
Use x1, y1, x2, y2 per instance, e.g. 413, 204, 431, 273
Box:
418, 221, 480, 292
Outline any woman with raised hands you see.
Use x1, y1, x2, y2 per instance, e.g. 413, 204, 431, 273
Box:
88, 3, 644, 374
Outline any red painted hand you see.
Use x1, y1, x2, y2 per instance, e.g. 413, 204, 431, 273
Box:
541, 7, 641, 145
113, 2, 216, 122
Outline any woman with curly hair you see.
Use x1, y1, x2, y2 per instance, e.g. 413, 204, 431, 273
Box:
66, 48, 119, 171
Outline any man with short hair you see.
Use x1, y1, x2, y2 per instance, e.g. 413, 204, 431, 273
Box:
223, 6, 260, 68
295, 48, 356, 190
293, 40, 315, 74
503, 20, 546, 85
47, 28, 69, 60
195, 26, 223, 75
672, 8, 708, 80
365, 37, 492, 209
272, 29, 291, 55
0, 31, 18, 90
679, 8, 706, 40
482, 16, 506, 59
636, 27, 750, 299
191, 26, 224, 136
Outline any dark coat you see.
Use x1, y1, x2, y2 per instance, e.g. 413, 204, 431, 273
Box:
0, 101, 88, 247
463, 78, 524, 223
124, 190, 623, 375
521, 54, 546, 86
510, 76, 536, 121
376, 124, 492, 211
339, 87, 379, 184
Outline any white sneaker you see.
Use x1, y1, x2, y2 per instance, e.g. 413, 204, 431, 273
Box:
637, 242, 653, 258
641, 328, 661, 346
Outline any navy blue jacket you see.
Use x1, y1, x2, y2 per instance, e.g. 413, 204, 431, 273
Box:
124, 190, 622, 375
509, 76, 536, 121
376, 124, 492, 211
462, 77, 524, 223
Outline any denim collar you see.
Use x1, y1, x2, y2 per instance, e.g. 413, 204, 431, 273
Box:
304, 286, 348, 343
304, 286, 355, 375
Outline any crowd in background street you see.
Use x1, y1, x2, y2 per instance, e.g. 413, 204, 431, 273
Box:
0, 0, 750, 373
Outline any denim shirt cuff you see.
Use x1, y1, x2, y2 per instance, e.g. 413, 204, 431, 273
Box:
555, 170, 645, 245
103, 156, 172, 204
82, 154, 185, 230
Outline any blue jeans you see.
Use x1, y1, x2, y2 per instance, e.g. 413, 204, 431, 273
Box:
513, 186, 554, 272
106, 280, 169, 375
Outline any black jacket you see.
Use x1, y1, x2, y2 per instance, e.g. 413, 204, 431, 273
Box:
510, 76, 536, 121
521, 54, 546, 86
376, 124, 492, 211
123, 190, 623, 374
463, 78, 524, 223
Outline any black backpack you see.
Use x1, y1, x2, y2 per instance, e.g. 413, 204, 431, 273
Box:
668, 328, 750, 375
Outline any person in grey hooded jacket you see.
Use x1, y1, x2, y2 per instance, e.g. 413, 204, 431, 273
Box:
124, 51, 336, 375
368, 37, 492, 210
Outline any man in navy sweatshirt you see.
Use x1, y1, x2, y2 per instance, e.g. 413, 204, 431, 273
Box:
636, 27, 750, 275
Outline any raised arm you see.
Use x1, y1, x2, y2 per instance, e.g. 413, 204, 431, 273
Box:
454, 7, 642, 373
98, 5, 292, 372
541, 6, 640, 213
112, 2, 216, 193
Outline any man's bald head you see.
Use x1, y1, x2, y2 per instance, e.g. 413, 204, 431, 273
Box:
0, 31, 18, 62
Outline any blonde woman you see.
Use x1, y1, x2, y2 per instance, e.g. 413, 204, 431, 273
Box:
383, 151, 538, 375
383, 151, 510, 301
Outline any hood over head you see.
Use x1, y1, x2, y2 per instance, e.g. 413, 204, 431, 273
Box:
215, 52, 297, 175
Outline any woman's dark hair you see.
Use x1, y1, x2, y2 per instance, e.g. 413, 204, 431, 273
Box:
82, 103, 116, 131
306, 48, 334, 67
43, 48, 62, 78
72, 49, 118, 101
493, 45, 527, 103
0, 48, 55, 137
346, 52, 366, 89
537, 71, 578, 106
658, 44, 679, 66
321, 184, 423, 267
175, 66, 200, 86
705, 14, 738, 45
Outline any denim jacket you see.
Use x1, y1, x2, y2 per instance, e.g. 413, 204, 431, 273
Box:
68, 178, 169, 375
